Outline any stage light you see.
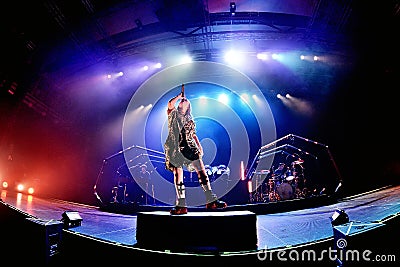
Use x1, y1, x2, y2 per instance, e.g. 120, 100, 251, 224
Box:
224, 50, 245, 65
330, 209, 349, 226
17, 183, 24, 192
247, 180, 252, 192
230, 2, 236, 15
61, 211, 83, 229
240, 161, 245, 180
335, 182, 342, 193
27, 187, 34, 195
180, 55, 192, 64
257, 53, 268, 60
218, 93, 229, 104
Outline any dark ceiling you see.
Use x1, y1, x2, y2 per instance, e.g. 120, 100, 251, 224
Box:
0, 0, 369, 125
0, 0, 387, 86
1, 0, 398, 123
1, 1, 398, 95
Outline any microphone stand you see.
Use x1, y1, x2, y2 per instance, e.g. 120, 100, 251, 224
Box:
93, 144, 165, 205
93, 145, 137, 204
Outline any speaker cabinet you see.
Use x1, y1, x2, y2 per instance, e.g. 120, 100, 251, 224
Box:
24, 218, 64, 265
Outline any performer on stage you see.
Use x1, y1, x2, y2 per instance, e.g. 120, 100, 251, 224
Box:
273, 162, 288, 183
164, 84, 227, 215
136, 164, 153, 204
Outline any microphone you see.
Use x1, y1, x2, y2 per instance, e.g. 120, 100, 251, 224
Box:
181, 84, 185, 97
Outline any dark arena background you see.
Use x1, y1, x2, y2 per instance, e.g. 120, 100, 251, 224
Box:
0, 1, 399, 266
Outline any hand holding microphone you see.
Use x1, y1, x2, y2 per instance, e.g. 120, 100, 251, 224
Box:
181, 84, 185, 97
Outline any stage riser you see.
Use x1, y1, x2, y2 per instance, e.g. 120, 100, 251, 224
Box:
136, 210, 258, 252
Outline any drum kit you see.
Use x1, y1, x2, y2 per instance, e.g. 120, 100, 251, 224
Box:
252, 160, 306, 202
266, 174, 294, 202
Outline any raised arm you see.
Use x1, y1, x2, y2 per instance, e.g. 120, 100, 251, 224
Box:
168, 86, 184, 110
168, 94, 183, 110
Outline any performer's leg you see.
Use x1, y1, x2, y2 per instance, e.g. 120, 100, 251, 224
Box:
192, 159, 227, 209
170, 167, 188, 215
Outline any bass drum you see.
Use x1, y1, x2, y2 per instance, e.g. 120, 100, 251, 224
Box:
277, 182, 293, 200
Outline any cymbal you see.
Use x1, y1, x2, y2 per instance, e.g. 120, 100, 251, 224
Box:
254, 170, 271, 175
292, 160, 304, 164
286, 176, 295, 181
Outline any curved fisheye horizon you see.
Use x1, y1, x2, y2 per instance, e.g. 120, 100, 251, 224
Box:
0, 1, 399, 265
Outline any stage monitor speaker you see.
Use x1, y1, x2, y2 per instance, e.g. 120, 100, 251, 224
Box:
330, 208, 349, 226
61, 211, 82, 229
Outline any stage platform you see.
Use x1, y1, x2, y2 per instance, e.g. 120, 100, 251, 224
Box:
135, 210, 258, 252
1, 185, 399, 266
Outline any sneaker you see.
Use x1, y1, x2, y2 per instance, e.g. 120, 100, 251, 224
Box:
170, 206, 188, 215
206, 199, 227, 210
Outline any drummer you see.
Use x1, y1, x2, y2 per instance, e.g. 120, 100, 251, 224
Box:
273, 163, 288, 184
291, 158, 305, 192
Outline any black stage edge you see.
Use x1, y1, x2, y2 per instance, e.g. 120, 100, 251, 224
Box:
135, 210, 258, 253
2, 195, 399, 266
100, 193, 336, 215
0, 200, 64, 265
58, 230, 337, 266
